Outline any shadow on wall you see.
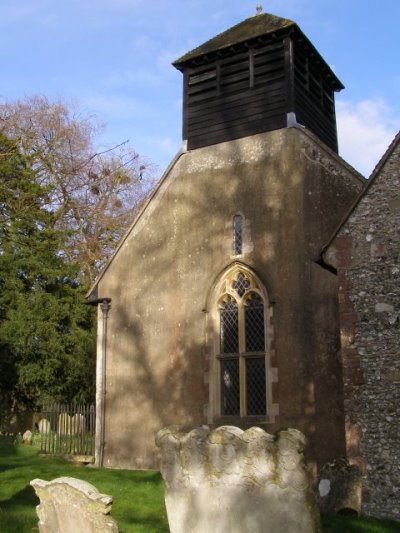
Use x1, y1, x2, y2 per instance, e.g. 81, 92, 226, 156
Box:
99, 131, 346, 470
103, 307, 210, 468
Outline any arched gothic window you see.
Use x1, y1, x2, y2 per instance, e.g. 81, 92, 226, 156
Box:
216, 268, 267, 417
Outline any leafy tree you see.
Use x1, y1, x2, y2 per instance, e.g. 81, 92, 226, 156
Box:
0, 95, 156, 415
0, 133, 96, 412
0, 95, 156, 283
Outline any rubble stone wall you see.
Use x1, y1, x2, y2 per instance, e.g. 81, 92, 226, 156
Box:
326, 137, 400, 520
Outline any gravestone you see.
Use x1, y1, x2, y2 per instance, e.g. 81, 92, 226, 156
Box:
58, 413, 71, 435
30, 477, 119, 533
71, 413, 85, 434
38, 418, 51, 434
22, 429, 33, 445
318, 458, 362, 514
156, 425, 320, 533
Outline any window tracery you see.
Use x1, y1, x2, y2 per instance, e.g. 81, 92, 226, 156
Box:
216, 268, 267, 417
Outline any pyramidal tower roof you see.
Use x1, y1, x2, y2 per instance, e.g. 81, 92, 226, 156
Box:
175, 13, 295, 66
173, 11, 343, 153
173, 12, 342, 90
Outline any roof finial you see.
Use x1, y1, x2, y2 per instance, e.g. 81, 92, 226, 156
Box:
256, 4, 263, 15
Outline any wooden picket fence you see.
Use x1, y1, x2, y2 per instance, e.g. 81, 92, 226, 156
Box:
37, 403, 95, 456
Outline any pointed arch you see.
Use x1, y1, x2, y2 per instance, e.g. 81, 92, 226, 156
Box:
207, 263, 275, 422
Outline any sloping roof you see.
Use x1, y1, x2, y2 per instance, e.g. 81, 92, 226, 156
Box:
321, 130, 400, 255
174, 13, 295, 66
173, 12, 343, 90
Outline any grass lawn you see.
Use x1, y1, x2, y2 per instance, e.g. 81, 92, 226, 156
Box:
0, 438, 168, 532
0, 437, 399, 532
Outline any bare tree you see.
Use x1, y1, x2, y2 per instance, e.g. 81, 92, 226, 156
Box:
0, 95, 157, 283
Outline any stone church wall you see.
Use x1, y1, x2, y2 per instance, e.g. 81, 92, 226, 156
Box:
96, 127, 363, 471
326, 138, 400, 520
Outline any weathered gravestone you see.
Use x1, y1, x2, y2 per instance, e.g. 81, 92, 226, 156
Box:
318, 458, 362, 514
38, 418, 51, 434
156, 425, 320, 533
58, 413, 71, 435
30, 477, 119, 533
22, 429, 33, 445
71, 413, 85, 434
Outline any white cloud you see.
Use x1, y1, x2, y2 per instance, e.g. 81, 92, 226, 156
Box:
336, 98, 398, 177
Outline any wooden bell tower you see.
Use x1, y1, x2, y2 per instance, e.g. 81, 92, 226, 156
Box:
174, 12, 343, 153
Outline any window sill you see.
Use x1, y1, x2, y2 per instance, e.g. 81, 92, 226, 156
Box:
213, 416, 268, 427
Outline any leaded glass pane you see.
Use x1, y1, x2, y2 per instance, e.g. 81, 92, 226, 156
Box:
221, 358, 240, 415
220, 298, 238, 353
246, 357, 266, 415
245, 293, 265, 352
233, 214, 243, 255
232, 271, 250, 297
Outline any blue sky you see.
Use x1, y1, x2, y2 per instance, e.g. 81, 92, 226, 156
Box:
1, 0, 399, 177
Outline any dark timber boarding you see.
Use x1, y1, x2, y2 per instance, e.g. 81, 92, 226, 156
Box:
293, 36, 339, 152
183, 41, 287, 149
174, 15, 343, 153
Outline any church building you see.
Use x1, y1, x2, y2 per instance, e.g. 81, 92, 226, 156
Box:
88, 12, 365, 475
323, 132, 400, 520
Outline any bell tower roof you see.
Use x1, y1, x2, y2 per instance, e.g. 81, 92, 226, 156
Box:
174, 13, 295, 67
174, 13, 344, 153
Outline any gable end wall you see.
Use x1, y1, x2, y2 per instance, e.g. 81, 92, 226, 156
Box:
96, 127, 363, 471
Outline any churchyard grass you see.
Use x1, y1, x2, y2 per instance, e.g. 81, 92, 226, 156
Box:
0, 436, 399, 533
0, 437, 168, 532
320, 512, 400, 533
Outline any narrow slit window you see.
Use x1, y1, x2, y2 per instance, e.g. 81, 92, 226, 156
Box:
233, 214, 243, 256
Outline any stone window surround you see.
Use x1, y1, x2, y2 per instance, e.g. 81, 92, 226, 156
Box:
206, 262, 278, 424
